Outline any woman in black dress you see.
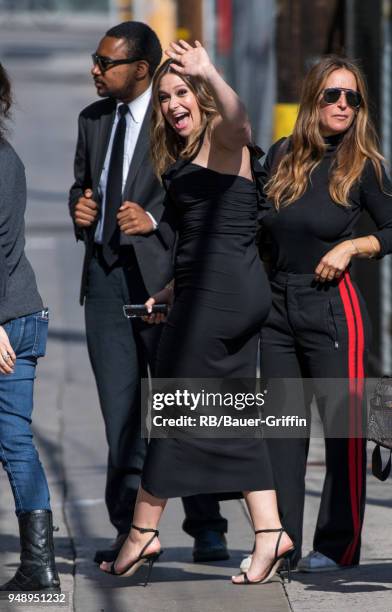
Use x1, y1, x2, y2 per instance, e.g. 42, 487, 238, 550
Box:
246, 55, 392, 574
101, 40, 294, 586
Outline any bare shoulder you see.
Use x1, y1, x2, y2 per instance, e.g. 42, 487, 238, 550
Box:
194, 128, 252, 180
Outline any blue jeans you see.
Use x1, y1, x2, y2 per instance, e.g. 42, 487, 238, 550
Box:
0, 310, 51, 515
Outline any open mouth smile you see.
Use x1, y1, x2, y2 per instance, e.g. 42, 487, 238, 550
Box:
172, 112, 190, 130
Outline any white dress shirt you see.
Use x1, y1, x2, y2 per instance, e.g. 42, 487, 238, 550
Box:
95, 85, 156, 243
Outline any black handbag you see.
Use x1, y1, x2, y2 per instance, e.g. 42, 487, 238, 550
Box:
368, 377, 392, 480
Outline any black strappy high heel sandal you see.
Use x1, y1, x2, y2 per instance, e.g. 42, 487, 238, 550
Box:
108, 524, 161, 586
233, 528, 295, 586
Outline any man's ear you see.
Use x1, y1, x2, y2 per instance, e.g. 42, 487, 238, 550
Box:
134, 60, 150, 80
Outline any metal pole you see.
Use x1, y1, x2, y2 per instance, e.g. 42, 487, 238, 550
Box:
203, 0, 216, 61
109, 0, 119, 25
132, 0, 145, 20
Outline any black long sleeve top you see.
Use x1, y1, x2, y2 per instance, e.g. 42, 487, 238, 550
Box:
260, 134, 392, 274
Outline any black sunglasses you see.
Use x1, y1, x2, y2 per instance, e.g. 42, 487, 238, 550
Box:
322, 87, 362, 109
91, 53, 143, 73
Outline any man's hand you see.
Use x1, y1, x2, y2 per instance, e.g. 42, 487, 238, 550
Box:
117, 201, 154, 235
0, 325, 16, 375
74, 189, 98, 227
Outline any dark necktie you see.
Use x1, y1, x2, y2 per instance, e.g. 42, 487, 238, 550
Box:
102, 103, 129, 266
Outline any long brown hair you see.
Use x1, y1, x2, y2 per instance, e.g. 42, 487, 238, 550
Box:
151, 59, 219, 178
0, 62, 12, 140
265, 55, 385, 208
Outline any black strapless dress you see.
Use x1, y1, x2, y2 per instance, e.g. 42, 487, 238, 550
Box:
141, 155, 274, 498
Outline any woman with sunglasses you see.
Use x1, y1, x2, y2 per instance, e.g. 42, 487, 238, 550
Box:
242, 55, 392, 574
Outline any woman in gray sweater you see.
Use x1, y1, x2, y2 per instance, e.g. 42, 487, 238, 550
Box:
0, 62, 60, 592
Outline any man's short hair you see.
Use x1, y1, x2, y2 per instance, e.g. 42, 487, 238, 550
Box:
106, 21, 162, 77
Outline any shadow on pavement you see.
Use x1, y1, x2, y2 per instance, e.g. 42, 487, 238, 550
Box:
74, 545, 270, 588
292, 563, 392, 593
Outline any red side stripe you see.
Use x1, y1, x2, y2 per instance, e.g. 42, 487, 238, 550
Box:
338, 274, 359, 566
345, 274, 365, 564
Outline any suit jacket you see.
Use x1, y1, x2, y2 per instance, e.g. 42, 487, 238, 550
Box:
69, 97, 175, 305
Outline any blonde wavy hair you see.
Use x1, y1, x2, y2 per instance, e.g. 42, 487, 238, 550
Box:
151, 59, 219, 178
265, 55, 385, 209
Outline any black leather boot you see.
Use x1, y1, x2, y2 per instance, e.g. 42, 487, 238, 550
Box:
0, 510, 61, 592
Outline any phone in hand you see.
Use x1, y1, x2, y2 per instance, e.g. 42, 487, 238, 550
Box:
123, 304, 169, 318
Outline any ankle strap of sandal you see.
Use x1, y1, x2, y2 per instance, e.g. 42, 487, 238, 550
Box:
132, 523, 159, 536
131, 524, 159, 560
254, 528, 283, 534
254, 528, 285, 561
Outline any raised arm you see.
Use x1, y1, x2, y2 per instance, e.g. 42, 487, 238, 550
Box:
165, 40, 251, 151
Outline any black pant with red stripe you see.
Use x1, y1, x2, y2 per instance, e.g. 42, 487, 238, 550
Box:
260, 271, 369, 566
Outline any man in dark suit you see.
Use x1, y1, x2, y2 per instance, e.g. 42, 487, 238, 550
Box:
69, 21, 228, 565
